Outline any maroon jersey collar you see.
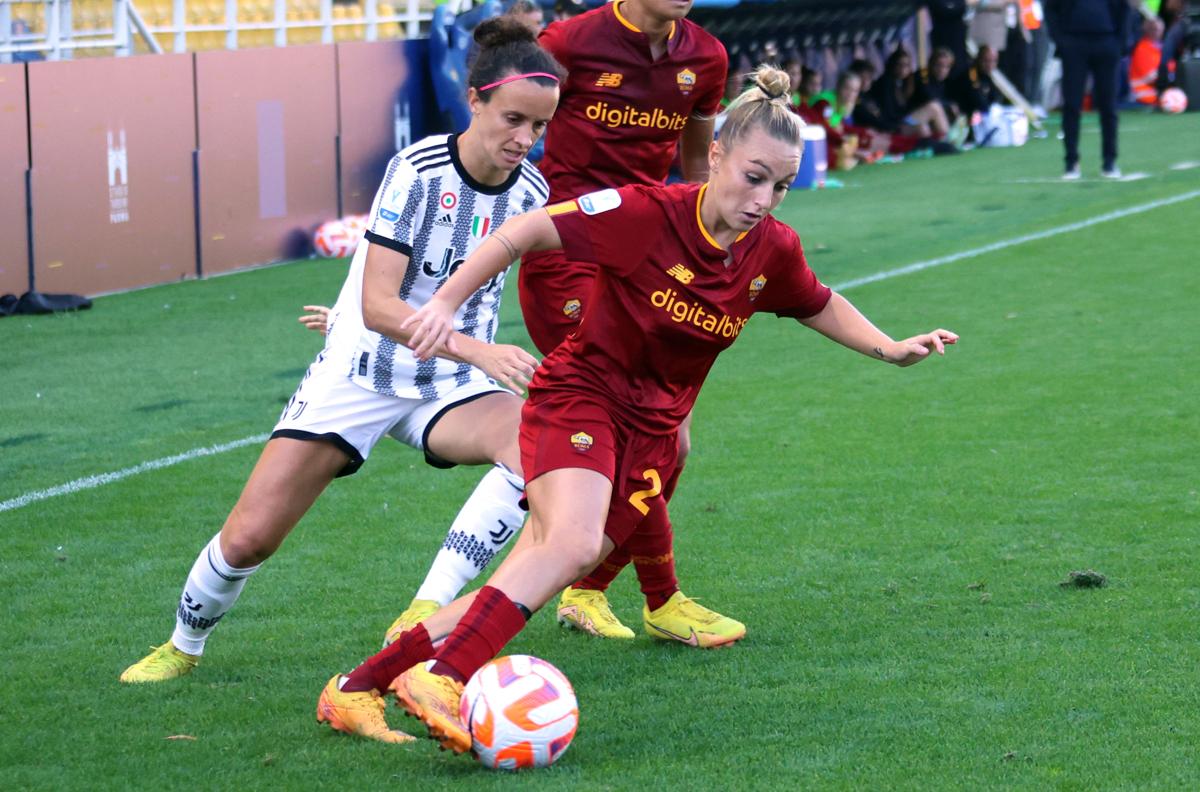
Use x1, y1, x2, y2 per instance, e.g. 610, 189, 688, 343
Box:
609, 0, 682, 57
693, 183, 750, 261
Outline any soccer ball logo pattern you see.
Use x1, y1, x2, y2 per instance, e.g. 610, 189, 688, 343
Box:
460, 655, 579, 770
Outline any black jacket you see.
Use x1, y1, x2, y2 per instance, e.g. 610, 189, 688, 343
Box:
1044, 0, 1132, 42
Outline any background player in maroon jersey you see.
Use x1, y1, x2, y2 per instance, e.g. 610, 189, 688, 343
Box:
522, 0, 742, 646
383, 66, 958, 753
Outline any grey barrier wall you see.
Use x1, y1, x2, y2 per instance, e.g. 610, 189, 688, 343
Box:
4, 39, 431, 298
1, 64, 30, 296
28, 54, 197, 296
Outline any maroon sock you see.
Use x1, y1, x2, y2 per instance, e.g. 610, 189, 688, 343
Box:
573, 545, 631, 592
341, 623, 435, 693
629, 501, 679, 611
430, 586, 528, 684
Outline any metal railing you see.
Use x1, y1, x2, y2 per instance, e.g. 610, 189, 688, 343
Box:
0, 0, 434, 61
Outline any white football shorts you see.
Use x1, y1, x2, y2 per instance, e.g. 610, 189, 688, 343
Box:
271, 351, 507, 476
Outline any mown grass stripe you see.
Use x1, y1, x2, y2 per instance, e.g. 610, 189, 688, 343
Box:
5, 189, 1198, 516
0, 434, 269, 513
831, 189, 1200, 291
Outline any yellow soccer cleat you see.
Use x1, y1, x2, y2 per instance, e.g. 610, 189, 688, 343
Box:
643, 592, 746, 649
316, 675, 415, 744
556, 587, 635, 639
391, 663, 471, 754
119, 641, 200, 684
382, 598, 441, 648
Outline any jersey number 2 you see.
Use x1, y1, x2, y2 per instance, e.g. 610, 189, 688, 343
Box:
628, 469, 662, 516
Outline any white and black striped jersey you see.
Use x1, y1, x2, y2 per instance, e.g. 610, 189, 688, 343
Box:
323, 133, 549, 400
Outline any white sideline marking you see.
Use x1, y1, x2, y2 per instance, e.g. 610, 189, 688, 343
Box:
1003, 171, 1151, 184
1170, 161, 1199, 171
831, 189, 1200, 292
0, 434, 270, 514
5, 189, 1200, 514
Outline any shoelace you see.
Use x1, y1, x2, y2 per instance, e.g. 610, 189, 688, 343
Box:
675, 597, 721, 624
144, 645, 188, 668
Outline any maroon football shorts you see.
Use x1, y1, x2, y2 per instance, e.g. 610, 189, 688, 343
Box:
519, 389, 678, 548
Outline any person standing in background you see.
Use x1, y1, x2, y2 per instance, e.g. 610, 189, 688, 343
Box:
1044, 0, 1131, 180
969, 0, 1017, 57
927, 1, 972, 75
1156, 0, 1192, 96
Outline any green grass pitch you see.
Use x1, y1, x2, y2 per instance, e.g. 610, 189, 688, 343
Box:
2, 111, 1198, 789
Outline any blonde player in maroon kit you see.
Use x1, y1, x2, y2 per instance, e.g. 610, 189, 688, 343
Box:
379, 0, 737, 650
384, 0, 739, 649
522, 0, 740, 646
346, 65, 958, 754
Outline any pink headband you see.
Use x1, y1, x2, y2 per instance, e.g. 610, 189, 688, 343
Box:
479, 72, 560, 91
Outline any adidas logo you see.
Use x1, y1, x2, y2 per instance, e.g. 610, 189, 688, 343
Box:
434, 212, 453, 227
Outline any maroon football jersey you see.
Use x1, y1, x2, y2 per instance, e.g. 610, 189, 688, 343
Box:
532, 183, 832, 436
537, 1, 728, 203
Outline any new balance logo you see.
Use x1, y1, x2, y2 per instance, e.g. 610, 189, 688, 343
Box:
595, 72, 623, 88
666, 263, 695, 284
434, 212, 453, 227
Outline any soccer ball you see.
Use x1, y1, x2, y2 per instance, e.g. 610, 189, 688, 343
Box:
1160, 87, 1188, 115
342, 213, 369, 235
460, 655, 579, 770
312, 218, 359, 258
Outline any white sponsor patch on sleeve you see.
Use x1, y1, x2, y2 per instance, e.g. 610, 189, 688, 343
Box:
577, 188, 622, 216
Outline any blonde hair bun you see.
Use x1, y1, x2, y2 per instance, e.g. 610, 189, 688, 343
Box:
720, 63, 804, 151
752, 65, 791, 103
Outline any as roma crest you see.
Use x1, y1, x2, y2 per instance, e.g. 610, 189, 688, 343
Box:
676, 68, 696, 95
748, 274, 767, 302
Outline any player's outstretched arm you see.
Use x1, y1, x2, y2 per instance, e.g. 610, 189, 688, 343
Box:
361, 244, 537, 390
800, 292, 958, 367
403, 209, 562, 360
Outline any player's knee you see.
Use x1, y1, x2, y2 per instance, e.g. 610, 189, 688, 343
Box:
219, 522, 278, 568
551, 529, 606, 580
497, 441, 524, 479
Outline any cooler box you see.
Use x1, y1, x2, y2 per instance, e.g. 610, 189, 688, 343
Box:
793, 124, 827, 189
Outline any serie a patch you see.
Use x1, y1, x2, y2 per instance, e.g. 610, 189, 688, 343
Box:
578, 189, 621, 215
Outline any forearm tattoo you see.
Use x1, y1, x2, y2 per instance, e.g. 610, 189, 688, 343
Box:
492, 230, 519, 261
873, 346, 885, 359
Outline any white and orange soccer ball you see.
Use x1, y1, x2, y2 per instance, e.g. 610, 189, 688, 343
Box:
459, 655, 579, 770
342, 213, 369, 235
1160, 87, 1188, 114
312, 218, 359, 258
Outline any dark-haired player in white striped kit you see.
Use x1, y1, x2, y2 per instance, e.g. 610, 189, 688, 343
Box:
119, 21, 564, 726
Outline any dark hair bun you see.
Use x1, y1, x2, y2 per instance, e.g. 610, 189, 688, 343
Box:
473, 16, 537, 48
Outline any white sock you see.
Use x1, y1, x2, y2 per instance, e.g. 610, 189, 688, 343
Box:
414, 464, 526, 606
170, 533, 261, 655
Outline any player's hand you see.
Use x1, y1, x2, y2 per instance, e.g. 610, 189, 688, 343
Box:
298, 305, 331, 335
401, 298, 459, 360
885, 329, 958, 367
472, 343, 539, 395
